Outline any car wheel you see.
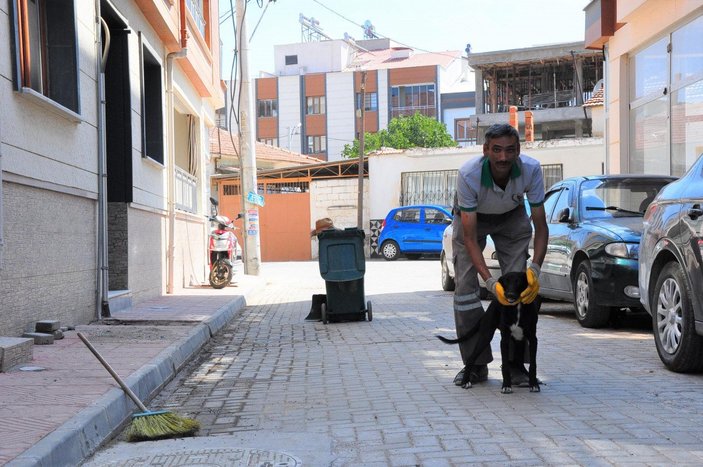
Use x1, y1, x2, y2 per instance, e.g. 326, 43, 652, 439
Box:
380, 240, 400, 261
572, 260, 610, 328
652, 262, 703, 372
441, 252, 455, 291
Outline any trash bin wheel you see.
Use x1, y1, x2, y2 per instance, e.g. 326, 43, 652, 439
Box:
366, 301, 373, 322
321, 303, 328, 325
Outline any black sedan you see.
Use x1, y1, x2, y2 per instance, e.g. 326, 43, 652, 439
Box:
639, 154, 703, 372
539, 175, 676, 328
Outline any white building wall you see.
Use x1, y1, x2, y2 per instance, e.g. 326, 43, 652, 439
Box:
278, 75, 302, 153
326, 72, 355, 161
443, 107, 475, 141
368, 140, 606, 220
0, 0, 99, 336
274, 41, 351, 76
378, 69, 389, 130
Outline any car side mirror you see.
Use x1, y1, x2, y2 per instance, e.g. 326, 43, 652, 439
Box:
557, 207, 571, 223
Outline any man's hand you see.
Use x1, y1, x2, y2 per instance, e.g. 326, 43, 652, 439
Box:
485, 278, 511, 306
520, 263, 541, 304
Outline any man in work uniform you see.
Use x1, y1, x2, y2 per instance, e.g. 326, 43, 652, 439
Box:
451, 123, 548, 385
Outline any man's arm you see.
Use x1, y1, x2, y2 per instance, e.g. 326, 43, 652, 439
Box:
460, 211, 492, 281
529, 204, 548, 267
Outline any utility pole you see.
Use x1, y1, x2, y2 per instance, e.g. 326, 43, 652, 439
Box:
236, 0, 261, 275
357, 70, 367, 230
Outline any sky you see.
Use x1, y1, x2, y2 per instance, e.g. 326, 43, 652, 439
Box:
218, 0, 592, 80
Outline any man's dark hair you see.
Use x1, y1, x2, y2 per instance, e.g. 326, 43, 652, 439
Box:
484, 123, 519, 144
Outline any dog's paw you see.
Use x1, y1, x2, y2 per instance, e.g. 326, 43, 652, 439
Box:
500, 386, 513, 394
529, 385, 541, 393
462, 382, 472, 389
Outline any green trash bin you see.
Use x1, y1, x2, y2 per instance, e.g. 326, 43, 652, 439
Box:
316, 227, 372, 324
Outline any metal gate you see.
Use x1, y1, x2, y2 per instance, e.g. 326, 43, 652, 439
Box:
219, 179, 312, 261
399, 164, 562, 208
399, 170, 458, 206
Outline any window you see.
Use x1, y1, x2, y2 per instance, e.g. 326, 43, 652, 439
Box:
257, 99, 277, 117
186, 0, 206, 38
355, 92, 378, 111
425, 208, 450, 225
630, 14, 703, 176
307, 136, 326, 154
285, 55, 298, 65
306, 96, 326, 115
390, 84, 436, 118
393, 208, 420, 223
549, 187, 572, 223
10, 0, 80, 113
141, 42, 164, 163
455, 119, 476, 143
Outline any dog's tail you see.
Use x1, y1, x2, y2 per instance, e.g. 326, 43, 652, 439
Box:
436, 322, 481, 345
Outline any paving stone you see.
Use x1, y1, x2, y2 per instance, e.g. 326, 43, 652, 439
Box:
21, 332, 54, 345
35, 321, 60, 333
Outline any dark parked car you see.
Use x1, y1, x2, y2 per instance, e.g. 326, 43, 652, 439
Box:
639, 154, 703, 372
378, 205, 452, 260
539, 174, 676, 328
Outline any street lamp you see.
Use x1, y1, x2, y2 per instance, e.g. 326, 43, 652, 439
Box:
287, 123, 301, 151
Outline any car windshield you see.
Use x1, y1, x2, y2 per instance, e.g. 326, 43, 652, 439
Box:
580, 178, 671, 219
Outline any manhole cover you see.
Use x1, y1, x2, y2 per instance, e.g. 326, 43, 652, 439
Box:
95, 448, 300, 466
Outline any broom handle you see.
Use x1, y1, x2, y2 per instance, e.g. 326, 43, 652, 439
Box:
77, 332, 149, 412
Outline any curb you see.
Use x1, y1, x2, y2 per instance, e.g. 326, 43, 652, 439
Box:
7, 296, 248, 467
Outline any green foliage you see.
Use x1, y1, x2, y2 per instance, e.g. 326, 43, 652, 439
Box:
342, 112, 456, 158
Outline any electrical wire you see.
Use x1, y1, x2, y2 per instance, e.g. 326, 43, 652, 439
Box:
311, 0, 460, 59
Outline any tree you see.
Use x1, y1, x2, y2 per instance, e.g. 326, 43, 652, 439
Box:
342, 112, 456, 158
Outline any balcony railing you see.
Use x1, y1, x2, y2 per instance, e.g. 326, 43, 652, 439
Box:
175, 166, 198, 214
390, 106, 437, 120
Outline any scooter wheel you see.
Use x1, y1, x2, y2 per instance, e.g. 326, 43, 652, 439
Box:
209, 261, 233, 289
366, 301, 373, 322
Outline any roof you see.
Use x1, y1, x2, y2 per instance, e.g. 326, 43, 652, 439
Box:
209, 127, 319, 165
583, 87, 604, 108
347, 48, 462, 71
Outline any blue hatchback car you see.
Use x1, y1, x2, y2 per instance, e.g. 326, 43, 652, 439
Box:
378, 205, 453, 260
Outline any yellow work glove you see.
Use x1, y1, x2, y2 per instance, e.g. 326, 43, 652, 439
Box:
485, 277, 511, 306
520, 263, 541, 304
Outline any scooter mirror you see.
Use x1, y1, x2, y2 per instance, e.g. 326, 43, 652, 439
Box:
209, 197, 219, 206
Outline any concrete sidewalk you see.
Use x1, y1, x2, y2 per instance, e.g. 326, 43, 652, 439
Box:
1, 269, 264, 467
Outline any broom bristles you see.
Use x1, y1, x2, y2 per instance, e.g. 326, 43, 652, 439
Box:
127, 411, 200, 442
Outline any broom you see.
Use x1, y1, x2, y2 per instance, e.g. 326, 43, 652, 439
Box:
77, 332, 200, 442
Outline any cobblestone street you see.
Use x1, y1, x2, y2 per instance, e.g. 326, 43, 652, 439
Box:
91, 260, 703, 466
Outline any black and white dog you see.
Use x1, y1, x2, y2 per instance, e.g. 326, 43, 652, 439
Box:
438, 271, 540, 394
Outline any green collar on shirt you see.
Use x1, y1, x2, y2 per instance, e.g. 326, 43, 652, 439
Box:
480, 157, 521, 188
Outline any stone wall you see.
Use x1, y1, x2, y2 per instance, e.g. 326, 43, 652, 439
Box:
309, 178, 369, 259
0, 182, 96, 336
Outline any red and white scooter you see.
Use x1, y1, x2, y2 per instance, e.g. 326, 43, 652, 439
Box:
207, 197, 241, 289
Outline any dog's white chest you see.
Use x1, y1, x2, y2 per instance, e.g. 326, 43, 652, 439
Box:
510, 304, 524, 340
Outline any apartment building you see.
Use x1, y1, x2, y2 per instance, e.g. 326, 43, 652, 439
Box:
253, 38, 474, 161
0, 0, 223, 336
585, 0, 703, 176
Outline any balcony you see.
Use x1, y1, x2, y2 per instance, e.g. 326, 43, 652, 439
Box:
175, 166, 198, 214
390, 106, 437, 120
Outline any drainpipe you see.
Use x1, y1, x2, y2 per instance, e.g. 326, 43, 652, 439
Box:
166, 1, 188, 294
95, 3, 110, 318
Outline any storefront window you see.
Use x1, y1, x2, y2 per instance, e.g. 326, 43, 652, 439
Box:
630, 96, 669, 175
671, 81, 703, 176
